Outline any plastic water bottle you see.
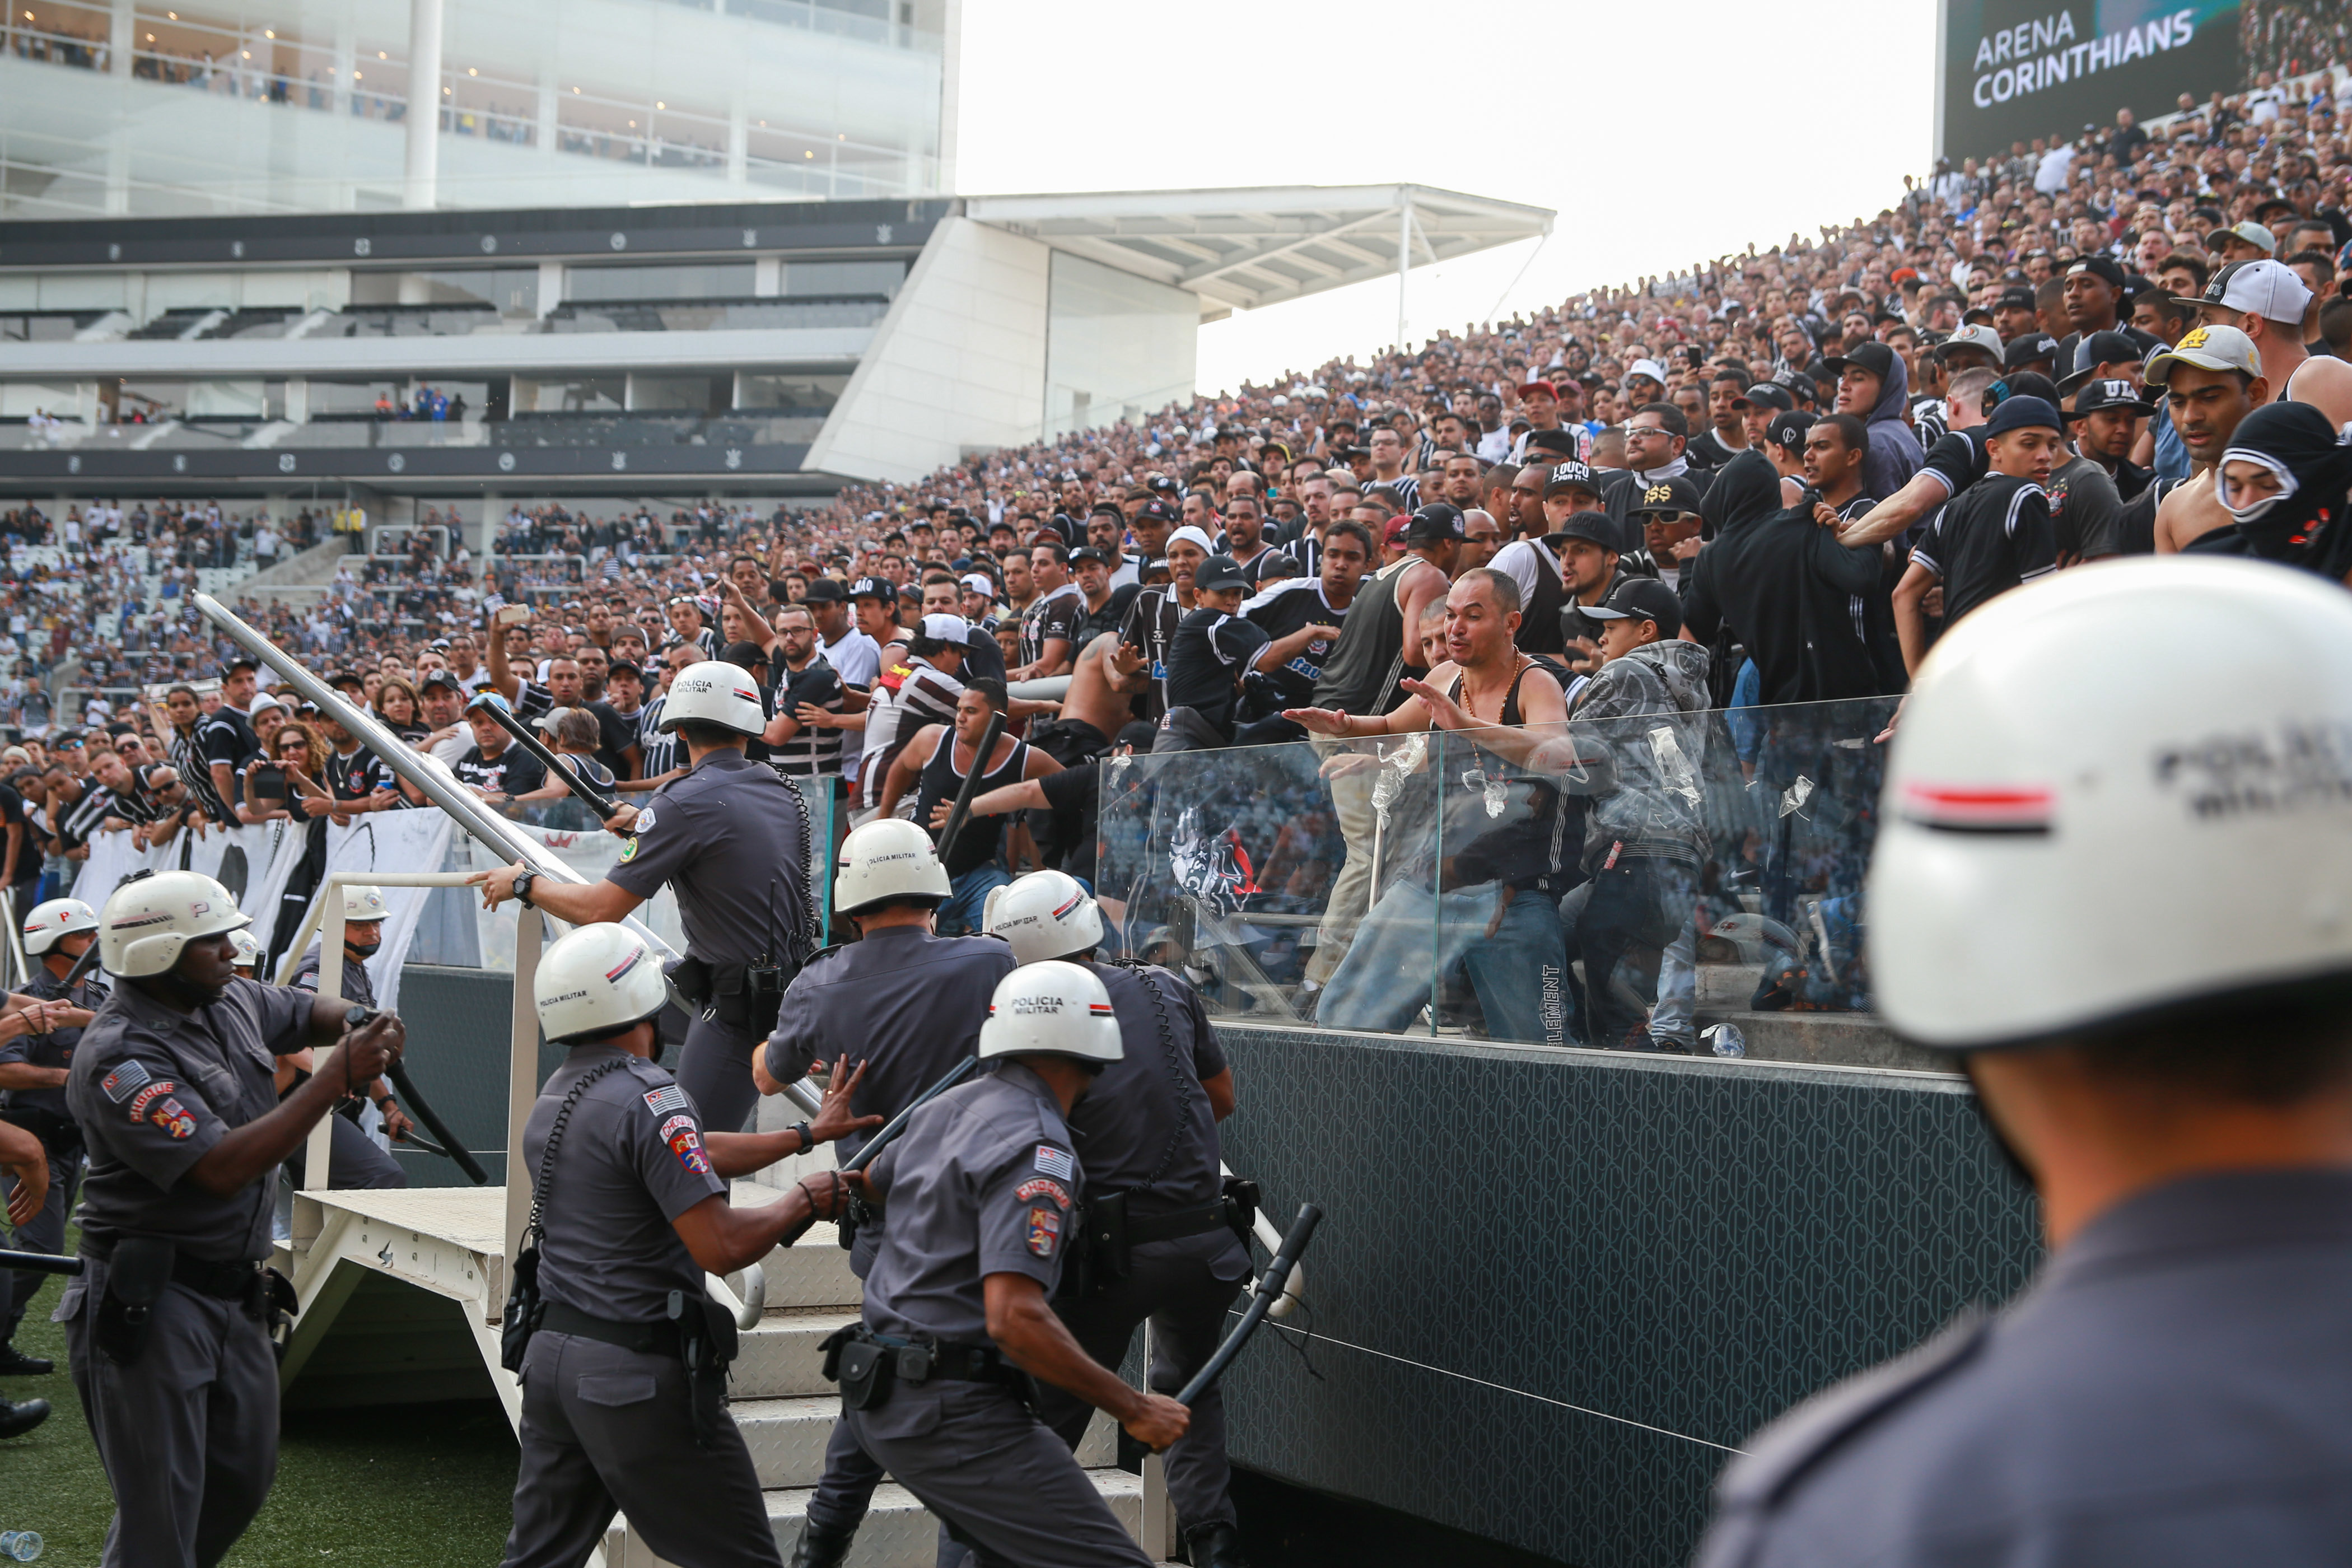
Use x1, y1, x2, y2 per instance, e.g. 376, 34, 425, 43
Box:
1704, 1022, 1746, 1059
0, 1530, 42, 1560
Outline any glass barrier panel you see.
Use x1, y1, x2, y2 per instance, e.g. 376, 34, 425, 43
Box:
1096, 694, 1900, 1052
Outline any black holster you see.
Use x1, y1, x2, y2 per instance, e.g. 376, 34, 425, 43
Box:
669, 1288, 739, 1449
262, 1267, 299, 1362
665, 956, 714, 1012
708, 962, 792, 1035
1063, 1191, 1131, 1299
822, 1323, 895, 1412
1222, 1174, 1261, 1245
95, 1235, 175, 1366
501, 1243, 544, 1374
837, 1193, 875, 1253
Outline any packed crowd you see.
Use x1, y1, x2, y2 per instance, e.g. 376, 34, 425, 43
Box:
11, 60, 2352, 1046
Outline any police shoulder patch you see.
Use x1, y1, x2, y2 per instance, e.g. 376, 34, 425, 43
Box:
642, 1084, 689, 1117
1025, 1205, 1061, 1258
1032, 1145, 1075, 1181
1015, 1177, 1071, 1210
100, 1059, 153, 1103
633, 807, 657, 834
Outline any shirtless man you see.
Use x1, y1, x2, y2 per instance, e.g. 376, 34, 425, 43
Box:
2146, 326, 2269, 554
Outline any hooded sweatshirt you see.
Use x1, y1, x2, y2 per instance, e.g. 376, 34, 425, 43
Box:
1564, 637, 1713, 870
1859, 353, 1924, 503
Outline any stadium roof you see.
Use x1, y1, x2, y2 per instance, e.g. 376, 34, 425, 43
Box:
962, 183, 1553, 321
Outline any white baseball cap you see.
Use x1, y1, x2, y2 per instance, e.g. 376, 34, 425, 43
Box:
2201, 259, 2313, 326
1626, 358, 1669, 385
960, 572, 995, 596
918, 613, 973, 644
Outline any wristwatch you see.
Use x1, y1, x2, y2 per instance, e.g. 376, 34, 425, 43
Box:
511, 869, 538, 908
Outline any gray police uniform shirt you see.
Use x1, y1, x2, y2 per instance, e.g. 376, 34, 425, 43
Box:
608, 749, 810, 968
66, 977, 311, 1263
524, 1047, 726, 1322
1697, 1169, 2352, 1568
0, 967, 108, 1126
861, 1063, 1080, 1346
763, 926, 1015, 1165
1071, 963, 1228, 1217
291, 945, 377, 1007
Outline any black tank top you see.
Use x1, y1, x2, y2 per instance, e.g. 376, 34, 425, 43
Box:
1445, 661, 1576, 894
915, 733, 1030, 878
1514, 540, 1569, 656
1313, 556, 1418, 715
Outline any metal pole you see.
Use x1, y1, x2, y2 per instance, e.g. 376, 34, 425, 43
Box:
302, 900, 346, 1194
1396, 188, 1411, 352
503, 907, 542, 1268
403, 0, 442, 209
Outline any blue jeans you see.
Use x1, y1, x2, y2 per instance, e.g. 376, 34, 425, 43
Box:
939, 863, 1010, 936
1316, 880, 1569, 1046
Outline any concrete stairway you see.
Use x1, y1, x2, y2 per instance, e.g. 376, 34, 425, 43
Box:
598, 1187, 1150, 1568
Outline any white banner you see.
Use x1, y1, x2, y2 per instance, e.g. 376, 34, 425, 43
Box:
70, 819, 303, 929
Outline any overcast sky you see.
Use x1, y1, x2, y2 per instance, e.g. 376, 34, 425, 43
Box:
953, 0, 1939, 395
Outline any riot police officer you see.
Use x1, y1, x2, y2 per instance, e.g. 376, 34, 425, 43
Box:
832, 963, 1188, 1568
59, 869, 407, 1567
473, 660, 816, 1136
749, 818, 1016, 1568
1697, 559, 2352, 1567
1, 897, 105, 1378
498, 921, 878, 1568
985, 871, 1253, 1568
285, 883, 410, 1191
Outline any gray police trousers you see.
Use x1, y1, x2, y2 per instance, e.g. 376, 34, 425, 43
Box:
844, 1380, 1153, 1568
6, 1149, 81, 1342
678, 1012, 763, 1135
57, 1256, 279, 1568
502, 1329, 781, 1568
1035, 1233, 1249, 1536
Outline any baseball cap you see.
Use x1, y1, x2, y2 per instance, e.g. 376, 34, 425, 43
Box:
917, 613, 973, 644
960, 571, 996, 596
2070, 378, 2157, 417
2003, 332, 2061, 369
1165, 525, 1217, 557
2058, 329, 2148, 392
2144, 323, 2264, 386
799, 577, 847, 603
1543, 461, 1604, 500
848, 576, 895, 603
1068, 546, 1110, 567
1934, 324, 2005, 363
1738, 382, 1794, 412
2065, 255, 2130, 293
418, 669, 463, 693
1136, 498, 1178, 525
1625, 475, 1706, 518
1086, 500, 1124, 521
1193, 555, 1253, 592
2204, 220, 2277, 255
2200, 258, 2314, 325
1517, 379, 1560, 399
1625, 358, 1669, 386
1523, 428, 1580, 460
1996, 286, 2038, 312
1982, 395, 2064, 437
1823, 341, 1899, 382
1551, 513, 1620, 552
1382, 515, 1412, 551
1764, 410, 1818, 451
1584, 577, 1684, 638
463, 688, 508, 714
1403, 503, 1467, 544
248, 693, 283, 716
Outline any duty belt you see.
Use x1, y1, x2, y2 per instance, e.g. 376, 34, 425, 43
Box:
1124, 1202, 1235, 1247
539, 1300, 690, 1359
86, 1236, 263, 1301
820, 1322, 1025, 1411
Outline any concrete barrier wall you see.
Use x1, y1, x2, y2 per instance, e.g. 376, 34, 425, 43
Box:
1210, 1024, 2041, 1568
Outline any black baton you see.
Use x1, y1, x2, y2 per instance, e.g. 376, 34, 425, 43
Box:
1176, 1203, 1323, 1406
933, 711, 1007, 850
473, 691, 623, 819
384, 1061, 491, 1185
0, 1248, 82, 1277
774, 1055, 979, 1248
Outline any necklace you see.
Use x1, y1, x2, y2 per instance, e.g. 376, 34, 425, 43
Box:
1455, 656, 1528, 726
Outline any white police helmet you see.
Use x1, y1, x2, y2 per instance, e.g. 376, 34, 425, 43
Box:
534, 922, 669, 1044
99, 871, 252, 978
227, 929, 265, 973
983, 870, 1104, 965
976, 961, 1123, 1065
21, 897, 98, 958
1869, 557, 2352, 1051
656, 660, 766, 737
339, 884, 388, 925
835, 817, 951, 916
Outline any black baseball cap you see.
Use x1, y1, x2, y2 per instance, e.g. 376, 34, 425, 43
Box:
1584, 577, 1684, 638
1087, 500, 1124, 521
2003, 333, 2061, 369
1543, 461, 1603, 500
1403, 503, 1467, 543
1823, 341, 1899, 382
1996, 285, 2038, 312
848, 577, 895, 603
720, 641, 769, 670
799, 577, 847, 603
1136, 498, 1177, 524
1193, 555, 1253, 592
1551, 513, 1620, 552
1625, 474, 1706, 518
1765, 410, 1818, 452
1984, 394, 2065, 437
1737, 382, 1794, 412
1523, 428, 1580, 460
1068, 546, 1110, 566
2059, 329, 2146, 392
2065, 255, 2129, 293
2070, 378, 2157, 417
418, 669, 462, 693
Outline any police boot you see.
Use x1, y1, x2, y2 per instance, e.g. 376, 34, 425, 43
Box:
0, 1344, 53, 1376
788, 1524, 855, 1568
1185, 1521, 1248, 1568
0, 1398, 49, 1439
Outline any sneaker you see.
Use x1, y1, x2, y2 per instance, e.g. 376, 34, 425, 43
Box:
0, 1346, 52, 1378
